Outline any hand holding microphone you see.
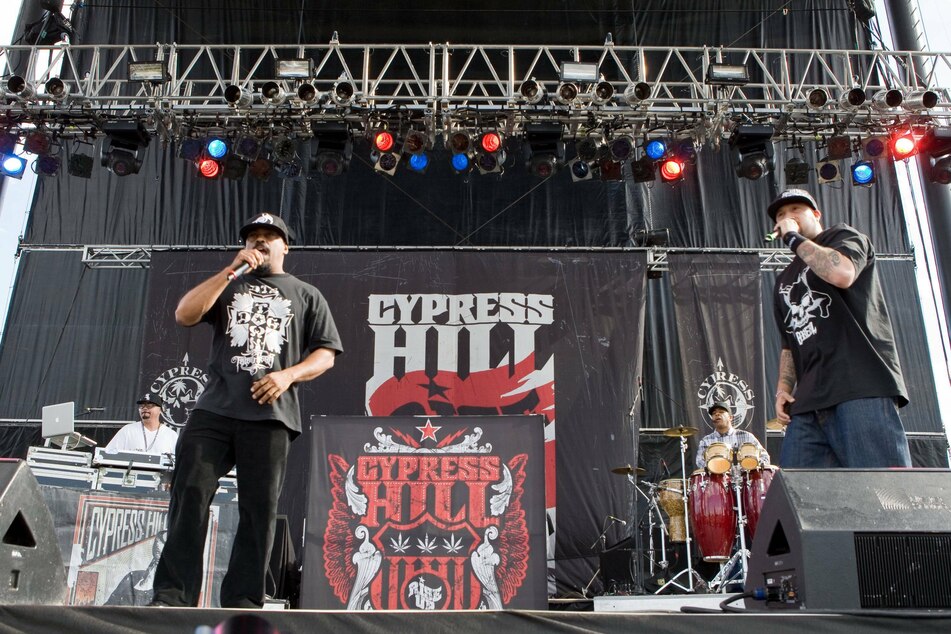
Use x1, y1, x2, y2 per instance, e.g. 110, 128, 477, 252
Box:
226, 248, 265, 280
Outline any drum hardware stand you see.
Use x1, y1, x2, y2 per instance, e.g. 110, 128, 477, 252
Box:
708, 460, 751, 593
656, 430, 706, 594
636, 479, 668, 579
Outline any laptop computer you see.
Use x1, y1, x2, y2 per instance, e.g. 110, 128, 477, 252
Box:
41, 402, 96, 450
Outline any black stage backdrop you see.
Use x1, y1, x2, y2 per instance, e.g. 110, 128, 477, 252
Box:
669, 253, 767, 470
137, 250, 647, 596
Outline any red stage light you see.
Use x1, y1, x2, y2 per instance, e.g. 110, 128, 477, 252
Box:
480, 131, 502, 153
198, 158, 220, 178
660, 158, 684, 181
373, 130, 394, 153
890, 133, 918, 160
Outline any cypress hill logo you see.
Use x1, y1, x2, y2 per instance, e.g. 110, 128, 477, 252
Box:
147, 354, 209, 429
696, 357, 755, 429
323, 421, 531, 610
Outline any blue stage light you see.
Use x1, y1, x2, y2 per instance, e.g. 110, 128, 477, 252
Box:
408, 153, 429, 172
206, 138, 228, 159
451, 153, 470, 172
645, 140, 667, 160
851, 160, 875, 185
0, 154, 27, 179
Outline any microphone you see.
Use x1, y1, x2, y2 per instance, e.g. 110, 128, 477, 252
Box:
84, 407, 105, 412
607, 515, 627, 526
764, 230, 781, 243
227, 262, 252, 281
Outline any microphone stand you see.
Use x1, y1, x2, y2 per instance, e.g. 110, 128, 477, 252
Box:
581, 516, 622, 598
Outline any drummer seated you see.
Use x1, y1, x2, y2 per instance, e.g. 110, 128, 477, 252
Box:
695, 401, 770, 471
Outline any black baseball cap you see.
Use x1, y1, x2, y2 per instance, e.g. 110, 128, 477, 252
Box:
136, 395, 163, 409
707, 400, 731, 415
239, 212, 291, 243
766, 188, 819, 221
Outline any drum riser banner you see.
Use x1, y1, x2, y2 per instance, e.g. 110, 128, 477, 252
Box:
668, 254, 768, 464
300, 415, 546, 609
140, 251, 647, 594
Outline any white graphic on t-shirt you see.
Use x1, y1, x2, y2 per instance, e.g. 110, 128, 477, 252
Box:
227, 284, 294, 374
779, 269, 831, 345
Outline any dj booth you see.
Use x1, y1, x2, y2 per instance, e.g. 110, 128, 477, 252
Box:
25, 446, 239, 608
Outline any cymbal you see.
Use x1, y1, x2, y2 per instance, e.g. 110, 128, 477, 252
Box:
766, 418, 786, 431
663, 425, 698, 438
611, 464, 646, 476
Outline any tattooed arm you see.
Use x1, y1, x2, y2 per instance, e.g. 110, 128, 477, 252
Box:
774, 348, 797, 425
793, 240, 857, 288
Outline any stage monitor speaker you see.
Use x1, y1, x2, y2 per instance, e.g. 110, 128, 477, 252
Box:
0, 459, 67, 605
744, 469, 951, 610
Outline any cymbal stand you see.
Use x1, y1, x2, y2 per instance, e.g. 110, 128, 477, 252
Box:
707, 460, 750, 593
635, 478, 668, 578
656, 434, 705, 594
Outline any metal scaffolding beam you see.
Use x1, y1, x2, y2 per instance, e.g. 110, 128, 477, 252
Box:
1, 42, 950, 143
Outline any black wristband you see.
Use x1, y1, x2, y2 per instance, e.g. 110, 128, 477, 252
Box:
782, 231, 805, 253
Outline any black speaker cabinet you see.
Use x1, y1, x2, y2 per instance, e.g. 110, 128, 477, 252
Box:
744, 469, 951, 610
0, 459, 67, 605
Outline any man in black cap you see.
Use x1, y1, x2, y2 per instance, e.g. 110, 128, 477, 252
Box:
104, 395, 178, 455
151, 212, 343, 608
768, 189, 910, 468
695, 401, 768, 471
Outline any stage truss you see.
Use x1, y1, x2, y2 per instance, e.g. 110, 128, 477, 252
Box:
1, 42, 950, 145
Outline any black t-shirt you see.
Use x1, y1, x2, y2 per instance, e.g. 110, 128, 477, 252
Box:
772, 224, 907, 413
194, 272, 343, 433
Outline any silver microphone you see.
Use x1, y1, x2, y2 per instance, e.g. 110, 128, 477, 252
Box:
227, 262, 252, 280
764, 230, 780, 243
607, 515, 627, 526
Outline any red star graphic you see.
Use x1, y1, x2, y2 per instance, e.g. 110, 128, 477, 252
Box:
416, 419, 442, 442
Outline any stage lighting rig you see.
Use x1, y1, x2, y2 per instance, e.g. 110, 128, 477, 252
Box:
871, 89, 903, 111
260, 82, 288, 106
0, 154, 27, 179
330, 79, 357, 106
222, 156, 248, 180
730, 124, 774, 180
816, 157, 841, 184
839, 88, 867, 111
23, 2, 74, 45
826, 135, 853, 161
903, 89, 939, 111
225, 84, 254, 108
922, 128, 951, 185
608, 135, 635, 162
275, 58, 313, 80
784, 157, 811, 185
554, 82, 580, 105
178, 137, 203, 162
705, 63, 749, 86
806, 88, 829, 109
851, 160, 875, 186
67, 152, 93, 178
402, 129, 429, 156
249, 157, 274, 181
44, 77, 71, 102
24, 130, 54, 156
622, 82, 651, 106
575, 133, 603, 163
659, 157, 685, 183
271, 136, 297, 163
568, 157, 593, 182
591, 80, 615, 106
296, 82, 322, 105
630, 156, 656, 183
234, 135, 263, 160
312, 122, 353, 177
644, 139, 668, 161
7, 75, 37, 100
862, 136, 888, 160
890, 130, 919, 161
100, 121, 150, 177
523, 123, 564, 178
519, 79, 546, 105
128, 61, 169, 84
475, 130, 505, 174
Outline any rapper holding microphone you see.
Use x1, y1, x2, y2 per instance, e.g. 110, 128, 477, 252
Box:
151, 212, 343, 608
767, 189, 911, 469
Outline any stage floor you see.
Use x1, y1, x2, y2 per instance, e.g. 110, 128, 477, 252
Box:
2, 604, 951, 634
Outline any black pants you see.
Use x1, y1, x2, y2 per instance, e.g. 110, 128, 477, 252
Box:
152, 409, 291, 607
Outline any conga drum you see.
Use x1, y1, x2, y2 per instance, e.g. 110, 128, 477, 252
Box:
742, 465, 776, 538
703, 442, 733, 474
736, 442, 762, 471
657, 478, 686, 543
688, 469, 736, 562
